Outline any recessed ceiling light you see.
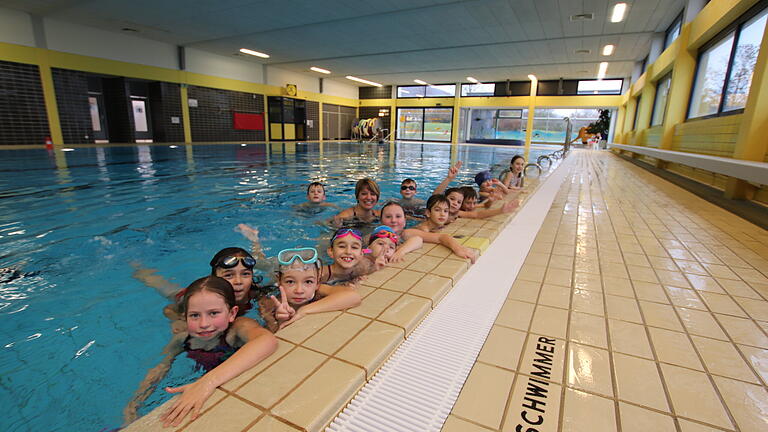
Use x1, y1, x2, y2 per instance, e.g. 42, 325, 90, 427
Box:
602, 44, 615, 56
310, 66, 331, 74
345, 76, 383, 87
414, 79, 428, 85
466, 76, 479, 83
611, 3, 627, 23
575, 49, 591, 55
597, 62, 608, 79
239, 48, 270, 58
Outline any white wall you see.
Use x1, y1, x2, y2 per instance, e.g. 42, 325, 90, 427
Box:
186, 47, 263, 83
323, 79, 359, 100
0, 6, 35, 46
267, 66, 320, 93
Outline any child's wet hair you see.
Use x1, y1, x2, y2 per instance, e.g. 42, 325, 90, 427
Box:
381, 201, 404, 215
510, 155, 525, 168
459, 186, 478, 200
355, 178, 380, 199
426, 194, 449, 210
330, 227, 364, 247
307, 181, 325, 193
445, 187, 463, 198
181, 276, 236, 315
209, 247, 254, 274
401, 178, 417, 187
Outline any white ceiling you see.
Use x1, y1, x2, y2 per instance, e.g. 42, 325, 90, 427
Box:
2, 0, 686, 86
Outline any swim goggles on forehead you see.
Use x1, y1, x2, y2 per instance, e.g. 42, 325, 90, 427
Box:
277, 247, 319, 266
330, 228, 363, 244
215, 256, 256, 269
370, 225, 399, 245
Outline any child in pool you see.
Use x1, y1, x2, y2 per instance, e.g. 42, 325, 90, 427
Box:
396, 178, 425, 217
501, 155, 525, 189
475, 171, 510, 202
320, 227, 387, 285
259, 247, 361, 332
333, 178, 381, 226
405, 194, 477, 263
378, 202, 424, 262
457, 186, 519, 219
124, 276, 277, 427
294, 182, 340, 210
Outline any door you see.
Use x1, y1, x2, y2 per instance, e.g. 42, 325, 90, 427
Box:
89, 94, 109, 142
131, 97, 153, 142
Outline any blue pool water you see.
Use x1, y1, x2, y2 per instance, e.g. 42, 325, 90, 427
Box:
0, 142, 550, 431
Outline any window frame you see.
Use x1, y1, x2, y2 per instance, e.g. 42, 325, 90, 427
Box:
460, 82, 497, 97
576, 79, 624, 95
395, 106, 454, 142
664, 11, 684, 50
650, 71, 673, 126
632, 95, 642, 131
686, 0, 768, 120
396, 84, 456, 99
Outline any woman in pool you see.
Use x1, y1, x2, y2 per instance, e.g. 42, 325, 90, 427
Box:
405, 194, 477, 263
124, 276, 277, 427
259, 247, 361, 331
333, 178, 381, 226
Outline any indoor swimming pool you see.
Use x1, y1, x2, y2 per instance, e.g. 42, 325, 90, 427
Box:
0, 141, 552, 431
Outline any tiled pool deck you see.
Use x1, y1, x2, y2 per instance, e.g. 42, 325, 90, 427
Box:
127, 150, 768, 432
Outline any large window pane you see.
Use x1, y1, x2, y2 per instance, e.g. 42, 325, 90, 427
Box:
651, 73, 672, 126
397, 86, 426, 98
426, 84, 455, 97
397, 108, 423, 139
665, 17, 682, 49
688, 33, 735, 118
633, 96, 642, 130
532, 108, 602, 143
423, 108, 452, 141
577, 79, 623, 95
461, 83, 495, 96
724, 9, 768, 111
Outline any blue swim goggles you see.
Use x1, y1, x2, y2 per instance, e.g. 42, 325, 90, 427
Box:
277, 247, 319, 267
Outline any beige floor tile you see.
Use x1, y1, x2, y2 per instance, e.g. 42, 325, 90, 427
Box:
276, 311, 342, 345
661, 364, 734, 430
376, 294, 431, 335
552, 243, 575, 256
478, 325, 527, 370
639, 301, 684, 331
656, 269, 692, 288
605, 295, 643, 323
221, 341, 296, 392
407, 273, 452, 305
386, 250, 421, 269
379, 269, 425, 292
627, 265, 660, 284
623, 252, 651, 267
648, 327, 704, 370
502, 378, 563, 432
715, 314, 768, 348
566, 343, 613, 396
359, 266, 400, 287
335, 321, 402, 377
346, 289, 400, 318
713, 376, 768, 432
573, 272, 603, 292
666, 248, 696, 261
124, 390, 228, 432
716, 278, 761, 299
569, 311, 608, 348
496, 299, 536, 331
544, 267, 573, 287
518, 335, 567, 384
648, 255, 679, 271
633, 281, 669, 303
548, 253, 573, 270
561, 388, 616, 432
665, 286, 706, 309
574, 256, 601, 274
247, 415, 302, 431
676, 307, 728, 340
678, 418, 726, 432
237, 346, 327, 408
355, 284, 376, 300
613, 353, 669, 411
424, 243, 453, 258
603, 276, 635, 297
738, 344, 768, 384
608, 320, 654, 359
405, 254, 444, 273
508, 279, 541, 303
685, 274, 725, 294
602, 261, 630, 279
538, 284, 571, 309
619, 402, 676, 432
431, 259, 468, 282
733, 297, 768, 321
691, 335, 760, 383
675, 259, 709, 275
517, 263, 548, 283
702, 263, 740, 280
443, 415, 496, 432
531, 241, 554, 254
699, 292, 747, 317
184, 396, 262, 432
571, 289, 604, 316
301, 313, 370, 356
452, 363, 515, 429
733, 267, 768, 284
271, 359, 364, 432
530, 305, 569, 339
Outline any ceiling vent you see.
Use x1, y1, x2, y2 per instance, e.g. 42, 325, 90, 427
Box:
570, 13, 594, 21
575, 49, 592, 54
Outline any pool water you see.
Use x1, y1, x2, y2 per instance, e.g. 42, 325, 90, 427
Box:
0, 142, 550, 431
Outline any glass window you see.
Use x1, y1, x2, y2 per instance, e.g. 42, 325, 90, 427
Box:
424, 108, 453, 141
688, 33, 736, 118
426, 84, 456, 97
577, 79, 623, 95
665, 14, 682, 49
498, 109, 522, 118
724, 8, 768, 111
651, 72, 673, 126
461, 83, 495, 96
633, 95, 642, 130
396, 108, 424, 139
397, 86, 426, 98
531, 108, 603, 143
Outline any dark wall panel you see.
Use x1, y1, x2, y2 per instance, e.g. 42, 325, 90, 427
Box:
359, 85, 392, 99
149, 82, 185, 142
188, 85, 265, 142
102, 77, 133, 143
51, 68, 92, 144
0, 60, 50, 145
306, 100, 319, 140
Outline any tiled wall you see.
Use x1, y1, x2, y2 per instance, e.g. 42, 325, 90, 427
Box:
0, 60, 50, 145
149, 82, 185, 142
102, 77, 134, 143
359, 85, 392, 99
188, 85, 265, 142
51, 68, 92, 144
306, 100, 319, 140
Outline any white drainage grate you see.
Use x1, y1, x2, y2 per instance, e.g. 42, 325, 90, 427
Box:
327, 158, 574, 432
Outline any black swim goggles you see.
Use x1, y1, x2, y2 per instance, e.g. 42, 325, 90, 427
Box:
215, 256, 256, 269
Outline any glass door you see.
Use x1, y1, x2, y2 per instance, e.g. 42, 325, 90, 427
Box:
396, 108, 453, 141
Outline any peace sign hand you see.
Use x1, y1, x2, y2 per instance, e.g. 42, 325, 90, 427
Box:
447, 161, 462, 179
270, 286, 296, 324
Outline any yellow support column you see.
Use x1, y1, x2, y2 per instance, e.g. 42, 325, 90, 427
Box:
614, 105, 626, 144
36, 50, 63, 146
636, 71, 656, 139
390, 101, 397, 139
726, 21, 768, 199
180, 84, 192, 143
451, 85, 461, 145
661, 25, 696, 150
318, 102, 324, 142
524, 77, 538, 159
263, 94, 270, 143
623, 97, 638, 139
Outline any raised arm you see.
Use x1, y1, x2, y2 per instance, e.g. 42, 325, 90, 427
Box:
433, 161, 462, 195
131, 261, 181, 300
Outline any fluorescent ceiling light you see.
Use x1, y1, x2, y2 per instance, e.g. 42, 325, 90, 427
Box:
414, 79, 428, 85
239, 48, 270, 58
466, 76, 479, 83
527, 74, 537, 81
602, 44, 615, 56
346, 75, 383, 87
310, 66, 331, 74
611, 3, 627, 23
597, 62, 608, 79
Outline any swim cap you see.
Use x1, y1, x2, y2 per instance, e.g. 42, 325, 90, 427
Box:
474, 171, 492, 186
